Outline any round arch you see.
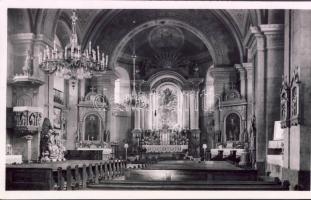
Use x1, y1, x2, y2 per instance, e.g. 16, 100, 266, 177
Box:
109, 19, 219, 69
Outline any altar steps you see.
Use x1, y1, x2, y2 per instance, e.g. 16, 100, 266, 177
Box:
88, 180, 286, 190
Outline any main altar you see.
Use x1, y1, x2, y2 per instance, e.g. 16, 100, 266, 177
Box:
130, 70, 203, 159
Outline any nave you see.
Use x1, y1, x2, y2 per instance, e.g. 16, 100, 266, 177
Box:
5, 7, 311, 192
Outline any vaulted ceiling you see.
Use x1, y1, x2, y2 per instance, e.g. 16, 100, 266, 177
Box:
8, 8, 266, 79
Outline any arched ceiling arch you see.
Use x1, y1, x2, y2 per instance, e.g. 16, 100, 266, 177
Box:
84, 9, 243, 66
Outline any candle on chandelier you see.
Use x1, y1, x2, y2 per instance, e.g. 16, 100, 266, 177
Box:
71, 45, 74, 58
46, 46, 50, 59
89, 41, 91, 54
78, 46, 81, 58
64, 46, 67, 59
86, 49, 89, 59
43, 50, 46, 61
53, 40, 56, 50
97, 46, 100, 63
92, 50, 96, 60
105, 55, 108, 66
101, 53, 105, 68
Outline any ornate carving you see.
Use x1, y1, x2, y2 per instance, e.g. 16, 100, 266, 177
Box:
223, 88, 241, 101
290, 66, 301, 126
280, 75, 290, 128
13, 107, 42, 134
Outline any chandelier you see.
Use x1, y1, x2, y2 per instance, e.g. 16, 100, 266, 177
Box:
123, 34, 148, 110
38, 10, 110, 83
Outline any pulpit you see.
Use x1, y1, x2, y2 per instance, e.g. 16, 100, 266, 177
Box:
10, 106, 43, 162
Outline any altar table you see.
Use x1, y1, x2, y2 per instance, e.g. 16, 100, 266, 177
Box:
142, 145, 188, 153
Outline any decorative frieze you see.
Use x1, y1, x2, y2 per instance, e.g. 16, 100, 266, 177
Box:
12, 106, 43, 135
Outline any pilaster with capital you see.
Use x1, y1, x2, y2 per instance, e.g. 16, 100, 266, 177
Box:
260, 24, 284, 141
243, 62, 254, 127
249, 26, 267, 175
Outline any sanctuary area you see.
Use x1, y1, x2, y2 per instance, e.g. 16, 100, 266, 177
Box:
5, 8, 311, 191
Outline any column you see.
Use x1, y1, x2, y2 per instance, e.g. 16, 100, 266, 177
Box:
149, 91, 154, 129
79, 79, 86, 101
260, 24, 284, 141
134, 109, 141, 130
250, 26, 267, 175
189, 91, 195, 129
140, 108, 145, 130
24, 135, 33, 163
243, 63, 254, 128
183, 91, 190, 129
194, 90, 199, 129
96, 72, 118, 141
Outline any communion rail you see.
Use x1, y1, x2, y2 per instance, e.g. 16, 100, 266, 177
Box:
6, 160, 127, 190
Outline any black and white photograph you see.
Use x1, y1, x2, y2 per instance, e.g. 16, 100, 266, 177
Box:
2, 0, 311, 199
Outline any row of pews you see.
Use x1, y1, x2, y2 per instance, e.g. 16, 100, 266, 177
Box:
6, 160, 127, 190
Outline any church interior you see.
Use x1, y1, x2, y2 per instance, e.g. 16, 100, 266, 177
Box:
5, 8, 311, 192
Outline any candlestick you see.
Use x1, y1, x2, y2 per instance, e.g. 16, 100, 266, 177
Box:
105, 55, 108, 66
53, 40, 56, 50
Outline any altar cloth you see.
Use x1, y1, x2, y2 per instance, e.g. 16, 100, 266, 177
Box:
142, 145, 188, 153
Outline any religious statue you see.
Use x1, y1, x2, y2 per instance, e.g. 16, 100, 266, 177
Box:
22, 49, 32, 76
103, 129, 110, 142
40, 118, 66, 162
249, 115, 256, 168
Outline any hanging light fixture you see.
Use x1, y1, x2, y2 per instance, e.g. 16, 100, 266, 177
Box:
38, 10, 110, 85
123, 26, 147, 110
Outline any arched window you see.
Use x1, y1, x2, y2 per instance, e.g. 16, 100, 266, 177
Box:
84, 114, 100, 141
225, 113, 240, 141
